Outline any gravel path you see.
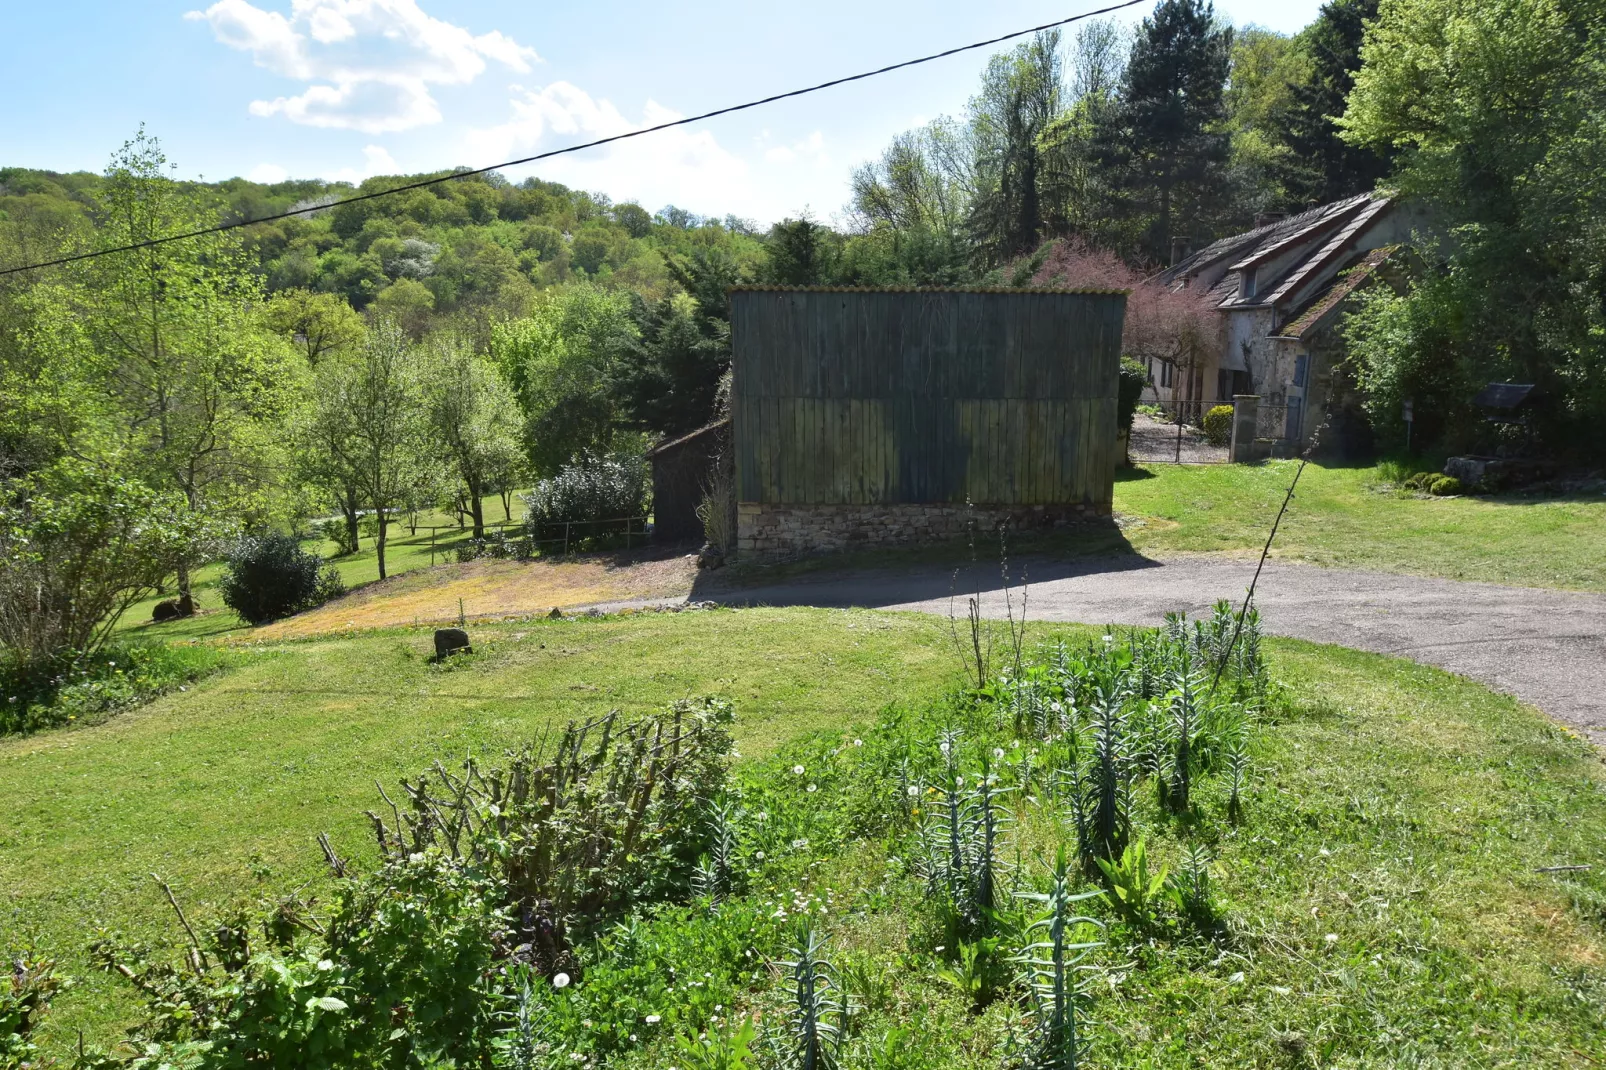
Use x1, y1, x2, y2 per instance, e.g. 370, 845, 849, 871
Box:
706, 556, 1606, 746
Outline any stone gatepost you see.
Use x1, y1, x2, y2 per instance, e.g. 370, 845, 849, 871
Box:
1230, 395, 1260, 463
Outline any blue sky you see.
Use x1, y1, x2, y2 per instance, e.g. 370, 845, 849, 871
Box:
3, 1, 1326, 225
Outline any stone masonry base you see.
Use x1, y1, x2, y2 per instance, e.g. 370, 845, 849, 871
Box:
736, 501, 1110, 560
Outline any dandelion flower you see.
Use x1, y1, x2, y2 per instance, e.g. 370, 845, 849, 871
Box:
939, 741, 951, 755
806, 783, 817, 793
646, 1014, 661, 1024
792, 764, 806, 775
1324, 934, 1338, 945
992, 747, 1005, 759
853, 738, 864, 747
906, 785, 918, 797
553, 972, 571, 989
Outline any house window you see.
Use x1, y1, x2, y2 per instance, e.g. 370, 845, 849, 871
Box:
1293, 354, 1309, 388
1159, 361, 1174, 388
1217, 369, 1230, 402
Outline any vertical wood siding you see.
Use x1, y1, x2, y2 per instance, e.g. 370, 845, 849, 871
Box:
731, 290, 1126, 506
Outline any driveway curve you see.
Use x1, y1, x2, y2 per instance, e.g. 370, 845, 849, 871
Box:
706, 556, 1606, 746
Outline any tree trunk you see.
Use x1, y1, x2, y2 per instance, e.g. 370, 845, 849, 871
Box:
501, 490, 512, 522
376, 508, 389, 580
175, 560, 195, 616
469, 480, 485, 539
343, 502, 360, 554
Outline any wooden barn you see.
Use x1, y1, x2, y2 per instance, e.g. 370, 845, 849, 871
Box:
729, 287, 1127, 559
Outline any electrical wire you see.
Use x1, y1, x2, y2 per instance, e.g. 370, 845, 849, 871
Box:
0, 0, 1148, 277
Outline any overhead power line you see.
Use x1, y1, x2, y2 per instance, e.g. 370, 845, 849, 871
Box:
0, 0, 1146, 278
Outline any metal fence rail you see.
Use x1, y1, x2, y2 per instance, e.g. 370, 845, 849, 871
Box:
421, 516, 653, 565
1129, 399, 1299, 465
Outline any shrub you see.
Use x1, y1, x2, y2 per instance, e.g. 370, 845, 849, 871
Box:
1, 641, 229, 737
318, 516, 357, 556
524, 452, 647, 547
1430, 475, 1464, 496
1202, 404, 1235, 447
0, 462, 221, 671
1117, 357, 1150, 434
1, 947, 62, 1066
218, 533, 344, 625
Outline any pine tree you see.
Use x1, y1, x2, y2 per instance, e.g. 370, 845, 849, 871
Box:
1272, 0, 1393, 207
1095, 0, 1233, 265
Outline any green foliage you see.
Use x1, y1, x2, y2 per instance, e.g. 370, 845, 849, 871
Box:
611, 292, 730, 436
1342, 0, 1606, 456
0, 461, 224, 669
91, 853, 505, 1068
1269, 0, 1390, 207
1429, 475, 1462, 497
0, 641, 228, 736
2, 947, 63, 1066
1202, 404, 1234, 446
673, 1014, 759, 1070
524, 452, 648, 544
1164, 843, 1220, 930
778, 920, 845, 1070
1012, 846, 1104, 1070
967, 32, 1064, 265
492, 286, 638, 476
1095, 0, 1234, 264
1117, 357, 1150, 435
1094, 838, 1169, 931
218, 532, 344, 625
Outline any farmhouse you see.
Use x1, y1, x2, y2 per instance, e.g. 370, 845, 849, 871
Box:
727, 287, 1127, 559
1154, 191, 1421, 451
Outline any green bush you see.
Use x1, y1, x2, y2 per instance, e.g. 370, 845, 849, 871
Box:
1430, 475, 1464, 496
1202, 404, 1235, 447
524, 451, 648, 547
1, 642, 229, 737
218, 533, 345, 625
317, 517, 357, 556
1117, 357, 1150, 434
1, 947, 61, 1066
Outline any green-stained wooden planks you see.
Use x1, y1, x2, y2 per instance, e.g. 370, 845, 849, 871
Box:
731, 289, 1125, 507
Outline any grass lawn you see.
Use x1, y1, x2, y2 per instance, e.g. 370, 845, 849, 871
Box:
4, 607, 1605, 1063
116, 490, 539, 641
1114, 460, 1606, 591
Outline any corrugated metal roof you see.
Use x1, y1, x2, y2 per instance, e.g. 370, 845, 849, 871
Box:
728, 285, 1130, 295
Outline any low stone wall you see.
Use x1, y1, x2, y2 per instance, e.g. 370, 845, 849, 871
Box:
736, 501, 1110, 560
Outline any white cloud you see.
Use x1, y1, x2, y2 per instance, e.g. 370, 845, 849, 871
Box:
187, 0, 539, 134
763, 131, 828, 167
247, 162, 290, 183
329, 144, 398, 183
464, 82, 752, 216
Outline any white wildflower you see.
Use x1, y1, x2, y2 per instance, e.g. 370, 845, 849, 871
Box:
646, 1014, 661, 1024
552, 972, 571, 989
792, 764, 805, 775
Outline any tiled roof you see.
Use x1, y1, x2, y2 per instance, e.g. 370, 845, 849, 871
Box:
1160, 194, 1375, 284
728, 285, 1129, 295
1274, 245, 1397, 339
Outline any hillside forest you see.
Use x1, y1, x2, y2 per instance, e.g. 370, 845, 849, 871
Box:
2, 0, 1604, 663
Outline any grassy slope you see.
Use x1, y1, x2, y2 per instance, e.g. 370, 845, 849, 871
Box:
116, 491, 537, 641
1114, 461, 1606, 590
1, 608, 958, 1047
4, 608, 1605, 1061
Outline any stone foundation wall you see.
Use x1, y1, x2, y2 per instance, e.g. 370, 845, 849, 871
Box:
736, 501, 1110, 560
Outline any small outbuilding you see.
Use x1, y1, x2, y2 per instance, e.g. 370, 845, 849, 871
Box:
646, 419, 730, 545
728, 286, 1127, 559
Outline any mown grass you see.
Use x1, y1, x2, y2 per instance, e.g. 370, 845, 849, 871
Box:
116, 491, 539, 641
0, 607, 959, 1049
4, 608, 1605, 1063
1114, 460, 1606, 591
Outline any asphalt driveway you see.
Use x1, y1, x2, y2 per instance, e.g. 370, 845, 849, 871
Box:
706, 555, 1606, 746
